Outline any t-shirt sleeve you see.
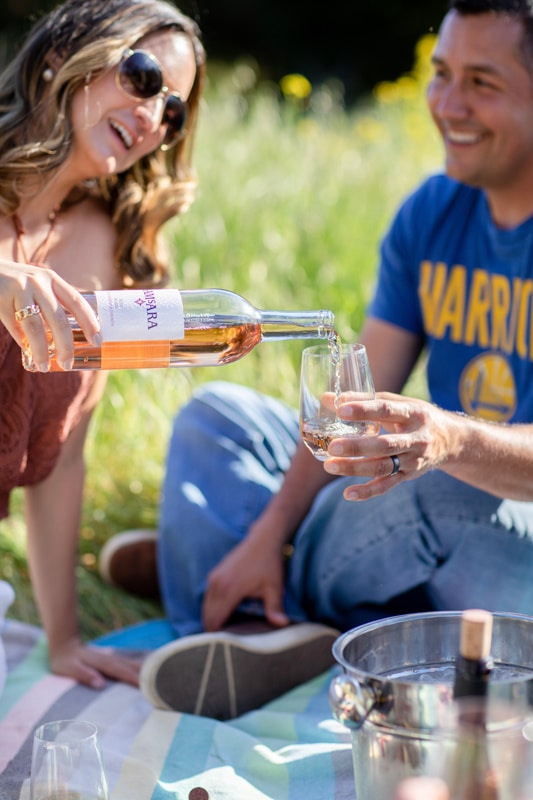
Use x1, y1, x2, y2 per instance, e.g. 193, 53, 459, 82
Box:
368, 186, 427, 337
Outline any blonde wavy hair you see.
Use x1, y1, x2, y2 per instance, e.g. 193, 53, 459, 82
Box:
0, 0, 206, 286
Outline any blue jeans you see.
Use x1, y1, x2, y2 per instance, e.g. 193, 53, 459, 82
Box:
158, 381, 533, 636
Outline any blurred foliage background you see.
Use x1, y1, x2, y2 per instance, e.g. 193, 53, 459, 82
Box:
0, 4, 444, 640
1, 0, 449, 101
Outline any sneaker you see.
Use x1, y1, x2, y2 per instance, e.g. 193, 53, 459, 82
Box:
139, 622, 340, 720
98, 529, 160, 599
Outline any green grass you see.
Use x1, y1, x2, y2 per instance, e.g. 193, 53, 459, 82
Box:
0, 38, 441, 639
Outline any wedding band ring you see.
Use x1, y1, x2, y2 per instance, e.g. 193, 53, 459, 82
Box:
390, 454, 401, 476
15, 303, 41, 322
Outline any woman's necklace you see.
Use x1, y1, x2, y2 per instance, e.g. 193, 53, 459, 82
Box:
11, 208, 59, 266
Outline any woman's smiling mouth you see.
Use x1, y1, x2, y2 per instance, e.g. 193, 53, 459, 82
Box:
109, 119, 134, 149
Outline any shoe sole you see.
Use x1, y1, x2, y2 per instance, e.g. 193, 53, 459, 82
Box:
99, 529, 159, 586
140, 623, 340, 720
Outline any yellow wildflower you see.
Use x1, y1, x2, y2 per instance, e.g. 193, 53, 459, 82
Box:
280, 73, 312, 100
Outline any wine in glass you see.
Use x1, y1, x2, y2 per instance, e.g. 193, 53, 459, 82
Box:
30, 719, 109, 800
300, 342, 379, 461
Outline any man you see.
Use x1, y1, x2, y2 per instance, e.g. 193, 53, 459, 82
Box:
102, 0, 533, 719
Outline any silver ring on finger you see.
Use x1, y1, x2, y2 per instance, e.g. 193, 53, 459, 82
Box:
15, 303, 41, 322
390, 454, 401, 477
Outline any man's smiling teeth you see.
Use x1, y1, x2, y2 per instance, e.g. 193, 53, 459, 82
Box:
110, 120, 134, 148
446, 130, 483, 144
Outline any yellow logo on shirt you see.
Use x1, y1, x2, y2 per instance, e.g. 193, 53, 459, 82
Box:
459, 353, 516, 421
417, 260, 525, 421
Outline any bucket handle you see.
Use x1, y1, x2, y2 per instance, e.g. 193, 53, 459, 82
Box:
329, 674, 387, 730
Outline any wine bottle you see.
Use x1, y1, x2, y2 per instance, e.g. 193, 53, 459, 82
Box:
21, 288, 336, 371
453, 609, 494, 700
444, 712, 500, 800
447, 609, 499, 800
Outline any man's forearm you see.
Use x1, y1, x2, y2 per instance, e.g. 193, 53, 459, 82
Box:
247, 440, 337, 549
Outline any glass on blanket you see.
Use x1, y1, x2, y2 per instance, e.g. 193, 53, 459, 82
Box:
30, 720, 109, 800
300, 342, 379, 460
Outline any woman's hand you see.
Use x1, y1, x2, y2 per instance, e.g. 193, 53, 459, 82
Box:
0, 260, 100, 370
49, 635, 141, 689
323, 392, 453, 501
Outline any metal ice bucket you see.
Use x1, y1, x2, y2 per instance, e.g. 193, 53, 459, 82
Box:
329, 611, 533, 800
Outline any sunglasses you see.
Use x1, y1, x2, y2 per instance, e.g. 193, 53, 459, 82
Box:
116, 48, 189, 149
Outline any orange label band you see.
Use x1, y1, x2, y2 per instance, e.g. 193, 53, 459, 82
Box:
101, 341, 171, 370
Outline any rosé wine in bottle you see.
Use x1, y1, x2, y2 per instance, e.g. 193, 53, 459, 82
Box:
22, 288, 336, 372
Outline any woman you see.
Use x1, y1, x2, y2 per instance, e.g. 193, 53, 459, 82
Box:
0, 0, 205, 688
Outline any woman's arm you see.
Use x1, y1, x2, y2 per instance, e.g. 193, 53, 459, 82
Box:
24, 371, 140, 687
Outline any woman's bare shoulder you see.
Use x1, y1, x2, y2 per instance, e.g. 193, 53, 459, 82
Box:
55, 197, 120, 290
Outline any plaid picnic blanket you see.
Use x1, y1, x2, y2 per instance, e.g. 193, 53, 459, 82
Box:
0, 619, 356, 800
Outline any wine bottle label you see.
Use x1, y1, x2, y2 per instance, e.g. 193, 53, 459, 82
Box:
95, 289, 185, 341
101, 340, 171, 369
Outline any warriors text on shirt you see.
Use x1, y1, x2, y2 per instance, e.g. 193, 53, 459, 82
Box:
419, 261, 533, 359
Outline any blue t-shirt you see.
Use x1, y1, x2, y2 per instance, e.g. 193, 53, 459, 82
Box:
369, 173, 533, 423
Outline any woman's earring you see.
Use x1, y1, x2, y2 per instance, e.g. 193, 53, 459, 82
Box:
43, 67, 54, 82
84, 73, 92, 127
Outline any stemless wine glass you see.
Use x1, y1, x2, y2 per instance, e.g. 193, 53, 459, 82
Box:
30, 719, 109, 800
300, 342, 379, 461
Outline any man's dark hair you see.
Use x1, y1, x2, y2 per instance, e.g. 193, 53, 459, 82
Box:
448, 0, 533, 69
449, 0, 532, 10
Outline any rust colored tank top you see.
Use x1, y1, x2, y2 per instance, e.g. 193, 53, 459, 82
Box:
0, 324, 97, 518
